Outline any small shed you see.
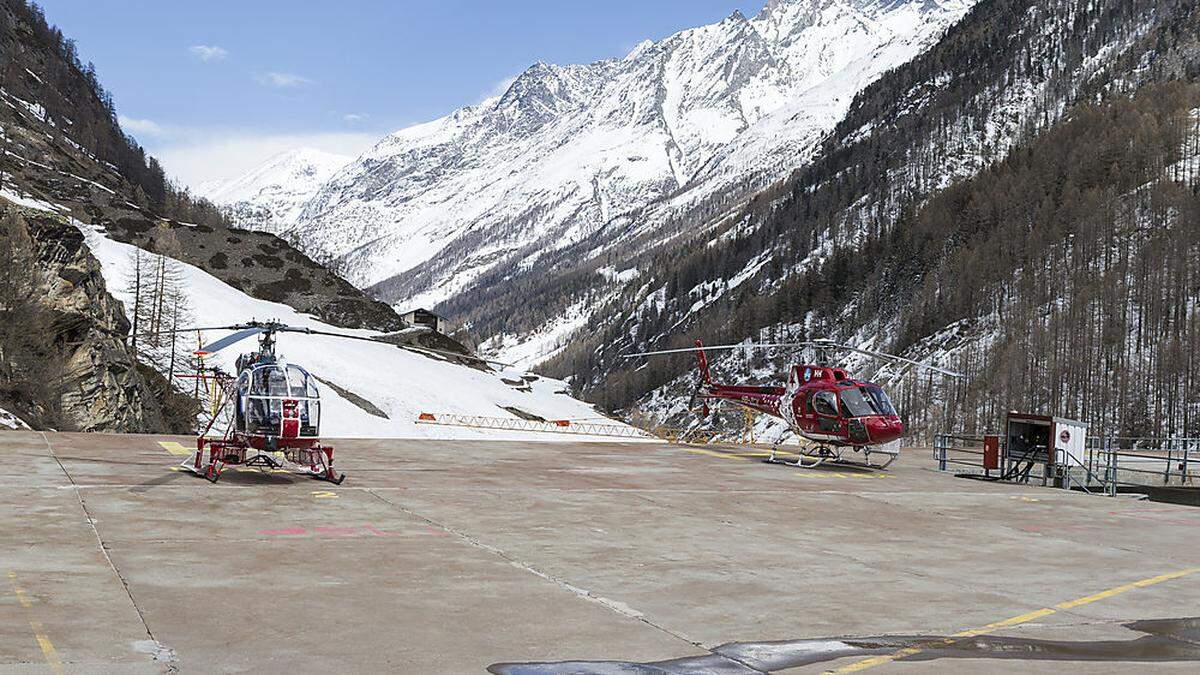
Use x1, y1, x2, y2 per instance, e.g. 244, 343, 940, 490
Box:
401, 308, 449, 334
1005, 412, 1089, 485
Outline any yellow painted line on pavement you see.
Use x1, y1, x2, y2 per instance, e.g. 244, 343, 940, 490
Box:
683, 447, 751, 461
7, 572, 66, 674
29, 620, 65, 674
827, 566, 1200, 673
794, 472, 889, 480
157, 441, 192, 456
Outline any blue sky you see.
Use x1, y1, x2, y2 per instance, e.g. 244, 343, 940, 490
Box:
36, 0, 765, 186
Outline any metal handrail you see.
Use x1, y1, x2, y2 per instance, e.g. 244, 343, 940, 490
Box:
1055, 446, 1114, 496
933, 433, 995, 473
1087, 437, 1200, 487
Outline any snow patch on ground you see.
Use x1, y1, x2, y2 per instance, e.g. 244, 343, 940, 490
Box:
0, 187, 67, 213
0, 406, 31, 430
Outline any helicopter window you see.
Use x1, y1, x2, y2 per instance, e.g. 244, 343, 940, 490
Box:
250, 368, 269, 396
299, 400, 320, 436
286, 365, 314, 398
838, 386, 897, 417
247, 398, 273, 432
248, 367, 289, 397
812, 391, 838, 417
268, 368, 290, 397
863, 386, 896, 416
839, 388, 877, 417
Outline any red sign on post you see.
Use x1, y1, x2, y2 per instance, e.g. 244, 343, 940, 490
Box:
983, 435, 1001, 470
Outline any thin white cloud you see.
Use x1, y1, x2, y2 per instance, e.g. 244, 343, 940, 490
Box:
147, 130, 379, 188
118, 115, 170, 139
257, 72, 313, 88
342, 113, 369, 123
189, 45, 228, 61
480, 75, 517, 103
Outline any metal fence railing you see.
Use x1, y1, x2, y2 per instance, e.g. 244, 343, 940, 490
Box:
934, 432, 1200, 498
933, 433, 995, 475
415, 413, 654, 438
1086, 437, 1200, 487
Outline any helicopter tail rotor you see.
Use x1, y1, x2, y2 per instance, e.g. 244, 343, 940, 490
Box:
690, 340, 712, 417
693, 339, 712, 385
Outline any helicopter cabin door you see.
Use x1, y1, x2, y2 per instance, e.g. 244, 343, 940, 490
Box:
788, 366, 821, 437
281, 399, 300, 439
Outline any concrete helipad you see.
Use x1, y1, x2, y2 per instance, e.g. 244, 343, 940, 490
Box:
2, 431, 1200, 673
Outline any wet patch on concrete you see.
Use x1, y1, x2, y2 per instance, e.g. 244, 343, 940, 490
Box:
488, 618, 1200, 674
132, 639, 177, 665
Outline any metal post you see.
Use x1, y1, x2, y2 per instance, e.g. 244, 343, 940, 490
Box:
935, 435, 946, 471
1184, 439, 1191, 484
1087, 440, 1096, 486
1106, 437, 1116, 497
1001, 435, 1008, 479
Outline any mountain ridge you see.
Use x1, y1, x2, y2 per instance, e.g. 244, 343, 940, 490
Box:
198, 147, 351, 235
218, 0, 975, 316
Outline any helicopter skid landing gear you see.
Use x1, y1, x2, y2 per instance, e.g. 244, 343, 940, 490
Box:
765, 443, 837, 468
185, 439, 346, 484
291, 446, 345, 485
764, 441, 899, 471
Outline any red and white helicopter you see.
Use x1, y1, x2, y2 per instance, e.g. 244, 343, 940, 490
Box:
154, 319, 480, 484
626, 339, 963, 469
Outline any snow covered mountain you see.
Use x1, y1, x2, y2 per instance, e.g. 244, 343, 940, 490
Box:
199, 148, 351, 235
289, 0, 976, 307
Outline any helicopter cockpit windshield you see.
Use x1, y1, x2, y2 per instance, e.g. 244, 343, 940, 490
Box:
236, 364, 320, 437
838, 385, 896, 418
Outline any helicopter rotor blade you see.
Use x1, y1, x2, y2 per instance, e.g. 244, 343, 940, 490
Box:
276, 326, 515, 368
194, 327, 266, 356
817, 341, 965, 379
622, 342, 823, 358
624, 339, 964, 379
279, 325, 429, 343
134, 324, 250, 339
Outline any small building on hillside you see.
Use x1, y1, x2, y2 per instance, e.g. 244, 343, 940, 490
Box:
401, 308, 450, 334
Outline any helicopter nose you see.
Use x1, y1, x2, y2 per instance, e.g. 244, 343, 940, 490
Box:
867, 416, 904, 443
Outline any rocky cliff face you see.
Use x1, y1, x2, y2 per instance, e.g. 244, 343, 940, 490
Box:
1, 202, 180, 432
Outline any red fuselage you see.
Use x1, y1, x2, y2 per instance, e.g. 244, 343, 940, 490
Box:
698, 364, 904, 448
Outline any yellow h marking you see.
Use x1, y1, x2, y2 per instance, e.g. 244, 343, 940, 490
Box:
158, 441, 193, 456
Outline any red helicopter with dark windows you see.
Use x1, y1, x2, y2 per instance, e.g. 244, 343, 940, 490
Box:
626, 339, 963, 469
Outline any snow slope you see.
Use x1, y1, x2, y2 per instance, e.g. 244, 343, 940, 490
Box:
289, 0, 975, 309
75, 222, 639, 440
0, 406, 31, 430
198, 148, 351, 235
